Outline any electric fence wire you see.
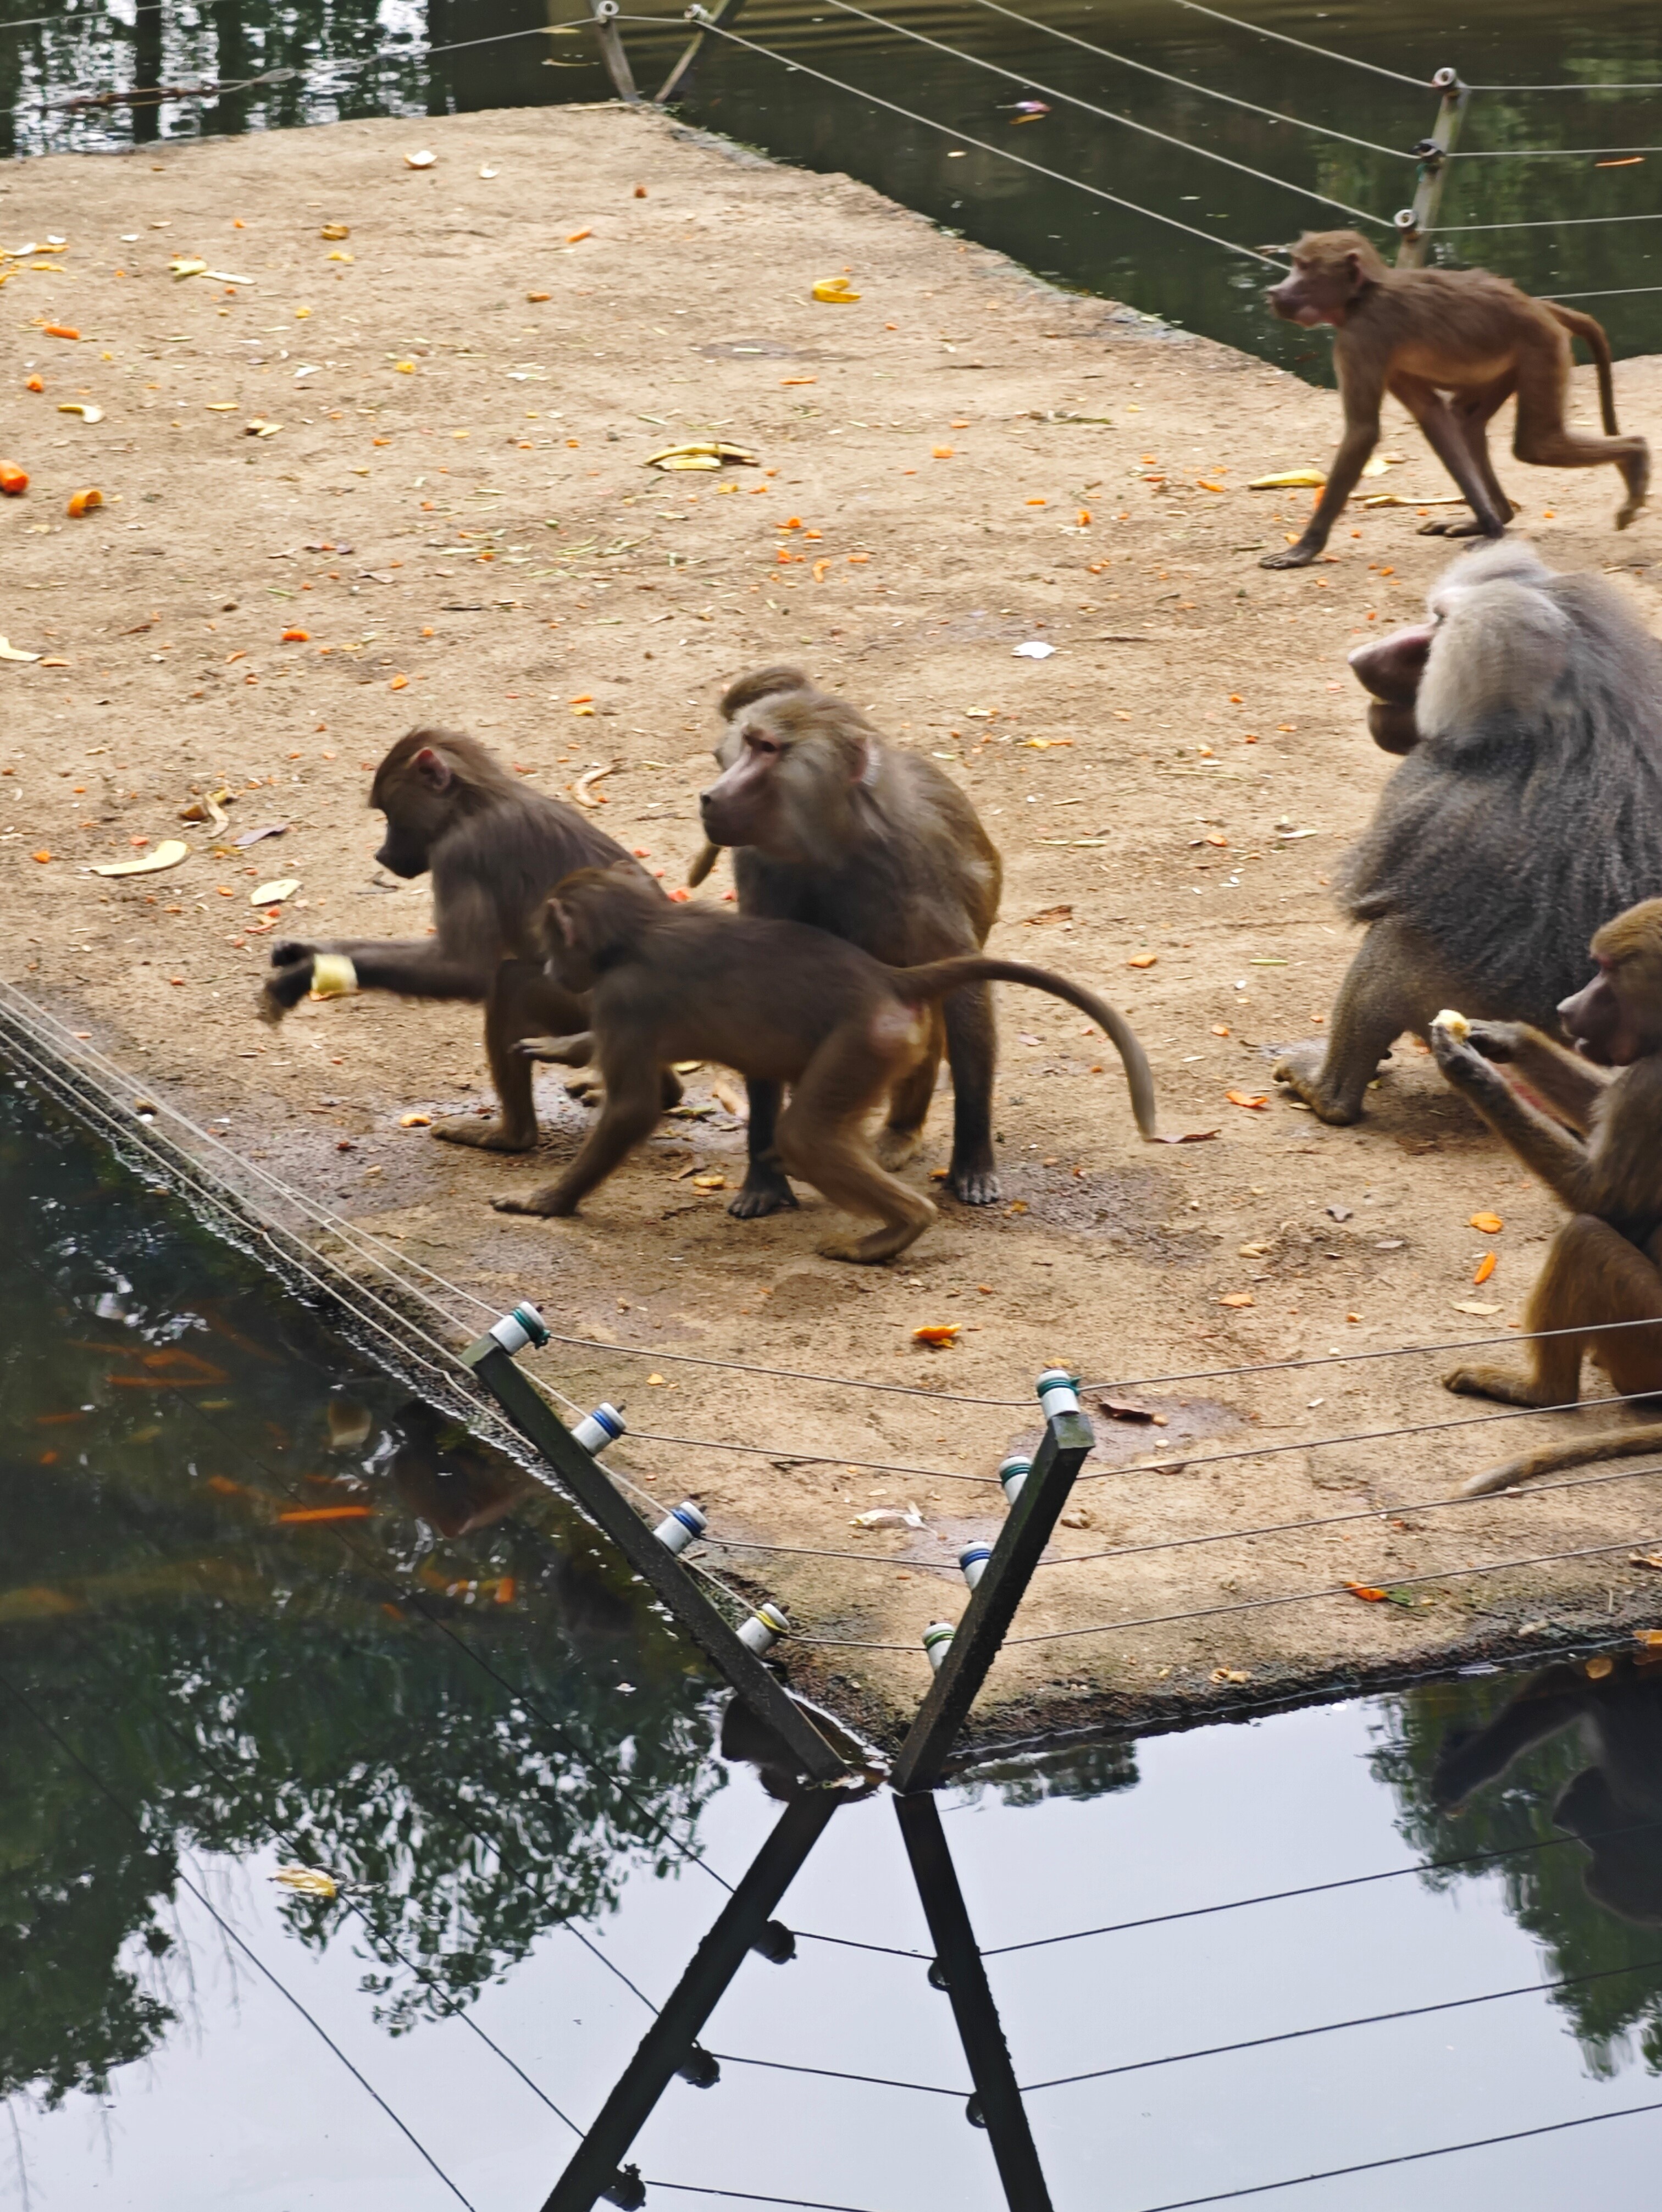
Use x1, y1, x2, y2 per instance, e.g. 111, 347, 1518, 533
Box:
5, 986, 1658, 1427
686, 13, 1287, 267
1542, 284, 1662, 300
3, 1666, 481, 2208
1432, 210, 1662, 231
795, 1529, 1662, 1651
917, 0, 1414, 162
1169, 0, 1432, 88
1126, 2095, 1662, 2212
58, 1614, 588, 2132
983, 1814, 1662, 1954
816, 0, 1396, 225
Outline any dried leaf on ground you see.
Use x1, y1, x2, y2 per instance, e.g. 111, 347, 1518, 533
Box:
1452, 1300, 1503, 1317
250, 877, 300, 905
1096, 1394, 1167, 1425
852, 1505, 924, 1529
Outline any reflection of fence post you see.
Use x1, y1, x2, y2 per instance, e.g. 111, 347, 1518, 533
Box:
587, 0, 641, 103
542, 1793, 841, 2212
462, 1311, 849, 1786
892, 1377, 1095, 1795
1395, 67, 1467, 269
896, 1793, 1054, 2212
657, 0, 749, 104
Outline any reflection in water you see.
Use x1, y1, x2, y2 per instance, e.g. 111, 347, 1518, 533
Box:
3, 2, 1662, 365
1376, 1660, 1662, 2077
0, 1080, 724, 2106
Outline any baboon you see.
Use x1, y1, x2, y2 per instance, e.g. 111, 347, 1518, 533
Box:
1261, 230, 1648, 570
498, 867, 1156, 1263
1431, 1658, 1662, 1923
689, 668, 1006, 1213
1274, 544, 1662, 1124
258, 728, 661, 1148
1431, 899, 1662, 1497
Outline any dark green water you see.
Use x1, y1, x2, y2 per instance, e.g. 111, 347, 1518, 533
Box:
3, 0, 1661, 373
8, 1079, 1662, 2204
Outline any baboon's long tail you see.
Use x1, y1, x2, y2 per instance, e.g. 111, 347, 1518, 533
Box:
894, 955, 1158, 1138
1545, 303, 1620, 435
1461, 1420, 1662, 1498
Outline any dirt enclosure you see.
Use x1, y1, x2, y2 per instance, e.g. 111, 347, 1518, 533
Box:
5, 101, 1662, 1749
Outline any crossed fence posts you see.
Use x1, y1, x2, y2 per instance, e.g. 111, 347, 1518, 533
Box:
464, 1302, 1093, 2211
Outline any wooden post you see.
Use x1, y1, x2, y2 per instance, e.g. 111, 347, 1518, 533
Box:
1395, 67, 1468, 269
462, 1320, 849, 1786
891, 1381, 1096, 1795
587, 0, 640, 103
656, 0, 750, 106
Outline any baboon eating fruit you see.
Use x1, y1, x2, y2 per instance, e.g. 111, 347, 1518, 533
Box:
1274, 544, 1662, 1125
1261, 230, 1648, 569
499, 867, 1156, 1263
258, 728, 655, 1149
1432, 900, 1662, 1498
689, 667, 1006, 1213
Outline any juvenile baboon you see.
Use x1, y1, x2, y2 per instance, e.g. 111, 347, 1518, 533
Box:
1274, 544, 1662, 1124
499, 867, 1156, 1263
1430, 899, 1662, 1496
1261, 230, 1648, 569
258, 728, 657, 1148
689, 668, 1005, 1213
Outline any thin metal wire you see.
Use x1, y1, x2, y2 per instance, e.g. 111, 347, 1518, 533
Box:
1456, 145, 1662, 158
983, 1816, 1662, 1956
1021, 1951, 1662, 2092
1077, 1381, 1662, 1485
709, 2051, 963, 2098
644, 2186, 894, 2211
1045, 1455, 1662, 1571
795, 1528, 1662, 1651
5, 1671, 483, 2205
694, 16, 1287, 267
536, 1327, 1031, 1409
1432, 211, 1662, 231
1003, 1532, 1662, 1649
1468, 77, 1662, 93
957, 0, 1414, 160
1127, 2095, 1662, 2212
1542, 284, 1662, 300
1169, 0, 1433, 90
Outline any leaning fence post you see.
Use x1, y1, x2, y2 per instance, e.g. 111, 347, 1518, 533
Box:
891, 1369, 1095, 1794
656, 0, 749, 104
1395, 66, 1467, 269
586, 0, 640, 103
461, 1302, 849, 1785
542, 1792, 842, 2212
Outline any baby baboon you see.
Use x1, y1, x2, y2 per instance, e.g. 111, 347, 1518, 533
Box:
259, 728, 653, 1148
500, 867, 1156, 1263
1261, 230, 1648, 569
690, 668, 1006, 1212
1275, 544, 1662, 1124
1432, 899, 1662, 1496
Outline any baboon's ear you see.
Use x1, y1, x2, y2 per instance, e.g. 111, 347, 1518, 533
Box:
551, 899, 579, 946
412, 746, 453, 792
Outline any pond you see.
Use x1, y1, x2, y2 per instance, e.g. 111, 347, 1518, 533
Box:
6, 1075, 1662, 2207
2, 0, 1660, 372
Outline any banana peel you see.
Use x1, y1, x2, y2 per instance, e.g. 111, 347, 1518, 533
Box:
642, 440, 759, 473
1250, 455, 1401, 491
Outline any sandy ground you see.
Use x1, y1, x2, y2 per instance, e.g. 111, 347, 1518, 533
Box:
5, 102, 1662, 1753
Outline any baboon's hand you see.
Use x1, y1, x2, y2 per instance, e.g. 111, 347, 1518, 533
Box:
258, 956, 315, 1024
1428, 1019, 1489, 1081
1462, 1020, 1525, 1063
268, 939, 318, 969
1259, 542, 1319, 572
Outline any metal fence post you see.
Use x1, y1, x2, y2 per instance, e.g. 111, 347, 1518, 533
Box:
656, 0, 749, 104
462, 1307, 849, 1786
542, 1793, 841, 2212
1395, 67, 1467, 268
587, 0, 640, 102
891, 1373, 1096, 1794
896, 1793, 1054, 2211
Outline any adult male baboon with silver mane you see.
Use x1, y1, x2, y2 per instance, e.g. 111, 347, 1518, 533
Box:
1275, 542, 1662, 1124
